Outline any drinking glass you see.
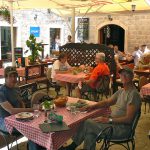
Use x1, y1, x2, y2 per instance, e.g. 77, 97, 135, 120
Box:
70, 105, 76, 115
33, 104, 40, 118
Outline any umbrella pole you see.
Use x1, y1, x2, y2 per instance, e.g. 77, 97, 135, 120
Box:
10, 0, 15, 66
71, 8, 75, 42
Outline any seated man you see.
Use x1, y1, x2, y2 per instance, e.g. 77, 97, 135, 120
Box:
0, 66, 45, 150
114, 45, 125, 61
61, 67, 141, 150
135, 53, 150, 70
76, 53, 110, 98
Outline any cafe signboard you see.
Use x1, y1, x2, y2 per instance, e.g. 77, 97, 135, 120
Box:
77, 18, 89, 40
30, 26, 40, 37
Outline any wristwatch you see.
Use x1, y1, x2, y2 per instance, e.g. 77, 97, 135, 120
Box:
109, 118, 113, 123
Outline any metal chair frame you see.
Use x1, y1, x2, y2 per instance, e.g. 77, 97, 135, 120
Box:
107, 111, 141, 150
82, 75, 111, 101
90, 126, 113, 150
91, 111, 141, 150
0, 130, 19, 150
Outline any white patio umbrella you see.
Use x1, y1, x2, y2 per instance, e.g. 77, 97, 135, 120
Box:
1, 0, 150, 66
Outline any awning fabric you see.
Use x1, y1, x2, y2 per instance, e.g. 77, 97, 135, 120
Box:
0, 0, 150, 15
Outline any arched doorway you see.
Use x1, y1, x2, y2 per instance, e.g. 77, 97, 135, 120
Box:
99, 24, 125, 52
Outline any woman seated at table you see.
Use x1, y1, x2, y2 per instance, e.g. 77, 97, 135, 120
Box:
135, 53, 150, 70
76, 53, 110, 99
51, 52, 72, 95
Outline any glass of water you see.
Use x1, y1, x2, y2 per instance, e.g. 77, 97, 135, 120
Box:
33, 104, 40, 118
70, 105, 76, 115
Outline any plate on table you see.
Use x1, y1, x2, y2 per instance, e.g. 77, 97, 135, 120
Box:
15, 112, 34, 121
66, 99, 88, 111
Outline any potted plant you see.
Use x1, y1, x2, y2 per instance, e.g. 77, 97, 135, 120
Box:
26, 34, 44, 64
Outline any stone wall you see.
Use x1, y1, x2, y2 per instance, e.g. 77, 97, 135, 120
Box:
84, 12, 150, 53
13, 9, 71, 57
1, 9, 150, 58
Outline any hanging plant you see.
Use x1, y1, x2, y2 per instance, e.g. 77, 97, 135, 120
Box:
0, 6, 15, 23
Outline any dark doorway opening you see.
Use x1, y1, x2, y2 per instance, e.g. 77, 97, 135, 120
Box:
49, 28, 61, 52
99, 24, 125, 52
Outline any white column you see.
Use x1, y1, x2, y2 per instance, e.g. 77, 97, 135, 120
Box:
10, 1, 15, 66
71, 8, 75, 42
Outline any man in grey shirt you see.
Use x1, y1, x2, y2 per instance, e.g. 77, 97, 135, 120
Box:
60, 67, 141, 150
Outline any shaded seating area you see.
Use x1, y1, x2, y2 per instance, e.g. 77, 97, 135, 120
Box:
60, 43, 116, 96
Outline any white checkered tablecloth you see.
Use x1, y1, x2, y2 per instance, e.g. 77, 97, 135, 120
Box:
140, 83, 150, 97
5, 97, 111, 150
54, 72, 87, 83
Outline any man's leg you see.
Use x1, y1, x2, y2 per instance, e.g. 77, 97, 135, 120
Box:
28, 141, 46, 150
65, 119, 111, 150
83, 119, 112, 150
76, 83, 91, 99
66, 82, 71, 96
75, 86, 82, 98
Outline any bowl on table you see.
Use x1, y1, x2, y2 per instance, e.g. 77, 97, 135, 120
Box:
54, 96, 68, 107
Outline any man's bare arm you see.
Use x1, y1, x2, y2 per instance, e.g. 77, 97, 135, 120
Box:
0, 101, 34, 115
55, 69, 70, 74
85, 97, 117, 112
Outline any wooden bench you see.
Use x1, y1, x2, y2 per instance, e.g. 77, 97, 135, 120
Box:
19, 62, 53, 92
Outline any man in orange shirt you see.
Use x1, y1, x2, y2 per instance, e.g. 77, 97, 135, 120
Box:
76, 53, 110, 98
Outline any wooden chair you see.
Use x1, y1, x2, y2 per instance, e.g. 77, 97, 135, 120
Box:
89, 126, 113, 150
31, 91, 48, 106
139, 76, 150, 113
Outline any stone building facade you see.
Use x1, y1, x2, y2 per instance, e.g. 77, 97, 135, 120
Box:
0, 9, 71, 59
0, 9, 150, 60
84, 11, 150, 53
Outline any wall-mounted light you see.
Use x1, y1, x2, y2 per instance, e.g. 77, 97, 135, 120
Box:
131, 4, 136, 12
34, 14, 37, 20
108, 15, 113, 21
47, 9, 51, 14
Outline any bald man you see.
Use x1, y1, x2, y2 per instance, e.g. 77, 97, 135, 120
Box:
76, 53, 110, 98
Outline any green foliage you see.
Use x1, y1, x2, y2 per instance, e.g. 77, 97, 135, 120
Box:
42, 100, 53, 110
0, 6, 15, 23
26, 34, 44, 63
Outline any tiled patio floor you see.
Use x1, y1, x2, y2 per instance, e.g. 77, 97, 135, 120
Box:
0, 88, 150, 150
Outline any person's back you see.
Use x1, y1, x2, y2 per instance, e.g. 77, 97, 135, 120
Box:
89, 63, 110, 88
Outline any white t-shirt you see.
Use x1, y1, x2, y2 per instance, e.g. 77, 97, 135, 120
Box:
132, 50, 143, 66
132, 49, 150, 66
51, 60, 71, 81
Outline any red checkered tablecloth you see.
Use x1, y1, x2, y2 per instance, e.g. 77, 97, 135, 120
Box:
0, 68, 25, 77
5, 97, 110, 150
140, 83, 150, 97
54, 72, 87, 83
